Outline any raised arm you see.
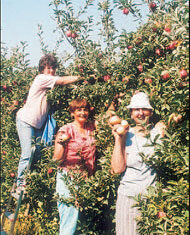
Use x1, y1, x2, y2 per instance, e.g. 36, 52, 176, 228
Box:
55, 75, 83, 86
53, 131, 69, 162
111, 126, 128, 174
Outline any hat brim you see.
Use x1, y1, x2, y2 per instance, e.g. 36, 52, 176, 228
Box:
127, 105, 153, 109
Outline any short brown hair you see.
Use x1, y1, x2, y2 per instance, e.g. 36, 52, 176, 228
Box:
69, 98, 91, 113
39, 54, 58, 73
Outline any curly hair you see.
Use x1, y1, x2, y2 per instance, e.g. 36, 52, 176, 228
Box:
38, 54, 58, 73
69, 98, 91, 113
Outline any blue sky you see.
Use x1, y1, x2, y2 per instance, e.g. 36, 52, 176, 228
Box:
2, 0, 149, 67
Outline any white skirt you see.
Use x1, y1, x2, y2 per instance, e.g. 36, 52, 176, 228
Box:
116, 193, 140, 235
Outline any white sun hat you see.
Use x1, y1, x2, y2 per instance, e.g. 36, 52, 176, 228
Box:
127, 92, 153, 109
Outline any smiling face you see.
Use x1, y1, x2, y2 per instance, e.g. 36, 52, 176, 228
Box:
131, 108, 152, 125
42, 65, 56, 76
72, 107, 89, 124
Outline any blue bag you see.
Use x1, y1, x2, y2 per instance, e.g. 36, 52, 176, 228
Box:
41, 113, 57, 146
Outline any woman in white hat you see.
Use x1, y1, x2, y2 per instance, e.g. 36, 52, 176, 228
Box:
111, 91, 166, 235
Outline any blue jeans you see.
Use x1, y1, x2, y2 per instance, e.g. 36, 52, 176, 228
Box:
56, 170, 79, 235
16, 118, 43, 186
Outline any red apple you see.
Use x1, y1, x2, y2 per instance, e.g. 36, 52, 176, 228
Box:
164, 27, 171, 33
47, 168, 53, 174
157, 211, 166, 218
179, 69, 188, 79
152, 27, 157, 32
71, 32, 78, 38
144, 78, 153, 84
109, 116, 121, 126
149, 2, 157, 11
161, 71, 170, 80
122, 8, 129, 15
168, 41, 178, 50
10, 172, 15, 178
103, 75, 111, 81
66, 30, 72, 37
155, 48, 161, 56
127, 45, 133, 49
138, 65, 143, 72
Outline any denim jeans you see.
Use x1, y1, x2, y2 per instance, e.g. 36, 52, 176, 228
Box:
56, 170, 79, 235
16, 118, 43, 186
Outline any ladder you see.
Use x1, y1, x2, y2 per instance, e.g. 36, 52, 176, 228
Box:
1, 146, 36, 235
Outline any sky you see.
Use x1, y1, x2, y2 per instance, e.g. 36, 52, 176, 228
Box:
2, 0, 149, 67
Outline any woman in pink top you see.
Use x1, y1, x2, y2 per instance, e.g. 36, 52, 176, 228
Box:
53, 98, 97, 235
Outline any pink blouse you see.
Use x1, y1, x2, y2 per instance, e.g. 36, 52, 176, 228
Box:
58, 122, 96, 175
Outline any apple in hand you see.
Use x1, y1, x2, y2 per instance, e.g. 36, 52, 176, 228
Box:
109, 116, 121, 126
58, 133, 70, 143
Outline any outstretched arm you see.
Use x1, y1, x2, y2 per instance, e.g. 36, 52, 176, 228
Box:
55, 75, 83, 86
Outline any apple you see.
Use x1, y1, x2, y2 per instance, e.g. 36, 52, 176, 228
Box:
149, 2, 157, 11
135, 37, 142, 45
127, 45, 133, 49
176, 114, 182, 123
168, 41, 178, 50
152, 27, 157, 32
144, 78, 153, 84
98, 53, 103, 58
179, 69, 188, 79
48, 168, 53, 174
109, 116, 121, 126
164, 27, 171, 33
116, 125, 126, 135
10, 172, 15, 178
103, 75, 111, 81
138, 65, 143, 72
155, 48, 161, 56
2, 85, 7, 91
13, 100, 19, 106
122, 8, 129, 15
60, 133, 70, 142
157, 211, 166, 218
66, 30, 72, 37
2, 151, 6, 155
71, 32, 78, 38
121, 120, 129, 129
13, 81, 18, 86
161, 71, 170, 80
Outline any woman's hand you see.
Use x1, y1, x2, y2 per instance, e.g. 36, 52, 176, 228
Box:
155, 121, 166, 138
56, 132, 70, 144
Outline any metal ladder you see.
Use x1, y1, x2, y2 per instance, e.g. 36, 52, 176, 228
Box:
1, 146, 36, 235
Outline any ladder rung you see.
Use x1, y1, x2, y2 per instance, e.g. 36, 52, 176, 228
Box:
4, 211, 15, 222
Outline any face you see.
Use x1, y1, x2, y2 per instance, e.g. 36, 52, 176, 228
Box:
72, 107, 89, 124
42, 65, 56, 76
131, 108, 152, 125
